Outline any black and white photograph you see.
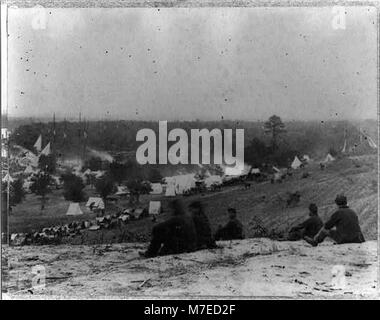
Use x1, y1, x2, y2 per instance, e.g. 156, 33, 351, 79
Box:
0, 1, 379, 300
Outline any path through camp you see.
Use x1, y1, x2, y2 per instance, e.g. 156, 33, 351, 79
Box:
2, 239, 378, 299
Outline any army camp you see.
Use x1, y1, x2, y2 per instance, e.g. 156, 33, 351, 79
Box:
1, 6, 378, 300
1, 117, 378, 298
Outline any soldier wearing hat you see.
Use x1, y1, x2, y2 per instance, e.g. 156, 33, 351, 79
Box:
214, 207, 244, 241
288, 203, 323, 241
305, 194, 365, 246
188, 201, 217, 249
140, 199, 197, 258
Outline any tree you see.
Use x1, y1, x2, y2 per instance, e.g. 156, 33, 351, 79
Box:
264, 115, 286, 151
38, 154, 56, 174
328, 147, 338, 157
84, 157, 103, 171
109, 161, 127, 185
1, 179, 26, 212
9, 179, 26, 208
95, 175, 116, 205
147, 168, 163, 183
30, 172, 52, 210
61, 173, 85, 202
244, 137, 270, 167
126, 180, 152, 204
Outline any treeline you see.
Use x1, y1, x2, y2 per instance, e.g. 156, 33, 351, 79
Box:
9, 118, 371, 167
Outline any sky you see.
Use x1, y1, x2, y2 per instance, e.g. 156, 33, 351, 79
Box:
5, 6, 378, 121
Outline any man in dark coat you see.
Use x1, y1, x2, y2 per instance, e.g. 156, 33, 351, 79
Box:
141, 199, 197, 257
288, 203, 323, 241
188, 201, 217, 249
214, 208, 244, 241
305, 194, 365, 246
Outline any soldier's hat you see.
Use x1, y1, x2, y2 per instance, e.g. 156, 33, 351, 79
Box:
335, 194, 347, 206
227, 207, 236, 214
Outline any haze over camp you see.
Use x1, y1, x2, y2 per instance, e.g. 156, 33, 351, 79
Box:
1, 5, 378, 299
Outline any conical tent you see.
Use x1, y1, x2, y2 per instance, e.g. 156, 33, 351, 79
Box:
291, 156, 302, 169
66, 203, 83, 216
34, 135, 42, 152
2, 173, 14, 183
41, 143, 51, 156
341, 139, 347, 153
324, 153, 335, 162
366, 136, 377, 149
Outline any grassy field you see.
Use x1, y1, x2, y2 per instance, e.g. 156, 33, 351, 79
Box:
8, 154, 378, 244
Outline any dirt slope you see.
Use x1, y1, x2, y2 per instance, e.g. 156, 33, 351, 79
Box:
2, 238, 378, 299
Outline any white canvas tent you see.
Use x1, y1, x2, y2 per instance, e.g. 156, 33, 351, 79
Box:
204, 175, 223, 188
86, 197, 105, 210
2, 173, 14, 183
324, 153, 335, 163
149, 201, 161, 215
115, 186, 129, 196
174, 174, 196, 194
302, 155, 311, 162
164, 174, 196, 195
165, 180, 176, 197
150, 183, 163, 195
41, 142, 51, 156
250, 168, 260, 174
341, 140, 347, 153
66, 203, 83, 216
24, 165, 35, 175
34, 135, 42, 152
291, 156, 302, 169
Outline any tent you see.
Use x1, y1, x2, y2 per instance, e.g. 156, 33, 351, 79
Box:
66, 203, 83, 216
133, 208, 147, 219
24, 165, 35, 175
2, 173, 14, 183
165, 180, 176, 197
250, 168, 260, 174
1, 147, 7, 158
291, 156, 302, 169
204, 175, 223, 188
41, 142, 51, 156
173, 174, 196, 194
324, 153, 335, 163
115, 186, 129, 196
149, 201, 161, 215
18, 151, 39, 168
34, 135, 42, 152
86, 197, 105, 210
341, 139, 347, 153
302, 155, 311, 162
150, 183, 163, 195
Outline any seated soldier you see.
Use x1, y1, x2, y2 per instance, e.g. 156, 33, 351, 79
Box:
188, 201, 217, 249
214, 207, 244, 241
305, 194, 365, 247
288, 203, 323, 241
140, 199, 197, 258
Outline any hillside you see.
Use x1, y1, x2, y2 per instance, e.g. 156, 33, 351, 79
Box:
8, 154, 378, 244
2, 239, 378, 298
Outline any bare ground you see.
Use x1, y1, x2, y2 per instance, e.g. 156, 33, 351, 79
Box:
2, 238, 378, 299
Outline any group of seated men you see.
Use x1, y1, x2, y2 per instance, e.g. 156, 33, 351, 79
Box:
288, 194, 365, 246
140, 193, 364, 258
140, 200, 244, 258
